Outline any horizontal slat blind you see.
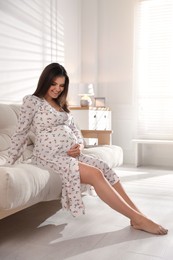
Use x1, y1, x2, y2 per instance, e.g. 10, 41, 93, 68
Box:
0, 0, 64, 103
135, 0, 173, 139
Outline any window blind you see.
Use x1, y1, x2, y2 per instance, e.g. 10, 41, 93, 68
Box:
0, 0, 64, 103
135, 0, 173, 139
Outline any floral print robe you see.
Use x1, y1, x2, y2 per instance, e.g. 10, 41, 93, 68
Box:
8, 95, 119, 216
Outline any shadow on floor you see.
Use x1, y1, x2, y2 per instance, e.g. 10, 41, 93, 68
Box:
0, 199, 153, 260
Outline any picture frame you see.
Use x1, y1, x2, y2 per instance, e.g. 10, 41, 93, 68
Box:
94, 97, 106, 107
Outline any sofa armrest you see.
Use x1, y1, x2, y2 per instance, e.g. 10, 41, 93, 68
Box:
81, 130, 113, 145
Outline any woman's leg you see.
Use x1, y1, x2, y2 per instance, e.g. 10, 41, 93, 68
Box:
112, 181, 143, 214
112, 181, 146, 227
78, 162, 168, 235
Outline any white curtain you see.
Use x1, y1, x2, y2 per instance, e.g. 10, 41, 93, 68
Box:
0, 0, 64, 103
134, 0, 173, 139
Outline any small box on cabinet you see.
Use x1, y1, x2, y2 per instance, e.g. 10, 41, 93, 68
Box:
94, 97, 106, 107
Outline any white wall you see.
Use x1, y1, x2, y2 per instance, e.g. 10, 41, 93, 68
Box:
60, 0, 81, 82
98, 0, 136, 165
81, 0, 98, 90
81, 0, 136, 165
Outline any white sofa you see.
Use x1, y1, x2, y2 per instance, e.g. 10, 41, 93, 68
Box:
0, 103, 123, 219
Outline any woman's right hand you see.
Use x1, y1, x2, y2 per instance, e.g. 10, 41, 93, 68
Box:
67, 143, 84, 158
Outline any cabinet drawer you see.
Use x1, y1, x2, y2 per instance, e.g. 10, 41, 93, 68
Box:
70, 108, 111, 130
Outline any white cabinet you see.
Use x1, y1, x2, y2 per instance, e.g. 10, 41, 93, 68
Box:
70, 107, 112, 145
70, 107, 112, 130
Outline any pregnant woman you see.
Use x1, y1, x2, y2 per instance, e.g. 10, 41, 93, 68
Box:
8, 62, 168, 235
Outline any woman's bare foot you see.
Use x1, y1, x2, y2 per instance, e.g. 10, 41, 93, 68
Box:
130, 212, 147, 227
131, 215, 168, 235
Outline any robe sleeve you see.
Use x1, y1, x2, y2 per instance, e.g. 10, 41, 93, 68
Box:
7, 95, 38, 165
68, 113, 84, 145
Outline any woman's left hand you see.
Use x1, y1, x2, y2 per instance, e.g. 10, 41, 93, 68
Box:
67, 143, 84, 158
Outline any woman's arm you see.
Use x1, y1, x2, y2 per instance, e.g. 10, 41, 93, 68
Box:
66, 113, 85, 157
7, 95, 38, 165
68, 114, 84, 146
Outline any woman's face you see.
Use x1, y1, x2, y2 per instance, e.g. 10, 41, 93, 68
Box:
44, 76, 65, 101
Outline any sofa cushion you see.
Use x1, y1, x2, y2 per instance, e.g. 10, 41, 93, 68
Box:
83, 145, 123, 168
0, 126, 16, 152
0, 125, 35, 165
0, 163, 62, 210
0, 104, 19, 129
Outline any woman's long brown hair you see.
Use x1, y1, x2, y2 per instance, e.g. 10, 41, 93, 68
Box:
33, 63, 70, 112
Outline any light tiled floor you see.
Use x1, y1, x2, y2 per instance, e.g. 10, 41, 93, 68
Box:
0, 166, 173, 260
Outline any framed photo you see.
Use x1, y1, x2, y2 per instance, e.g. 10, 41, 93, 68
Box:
94, 97, 106, 107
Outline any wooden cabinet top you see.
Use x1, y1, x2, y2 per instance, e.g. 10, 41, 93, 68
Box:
69, 106, 111, 111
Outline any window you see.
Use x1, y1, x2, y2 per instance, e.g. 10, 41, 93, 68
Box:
135, 0, 173, 139
0, 0, 64, 103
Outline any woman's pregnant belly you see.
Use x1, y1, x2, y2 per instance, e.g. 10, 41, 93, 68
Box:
33, 125, 78, 159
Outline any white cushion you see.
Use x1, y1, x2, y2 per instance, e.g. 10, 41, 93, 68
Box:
0, 126, 16, 152
0, 163, 62, 210
0, 104, 19, 129
83, 145, 123, 168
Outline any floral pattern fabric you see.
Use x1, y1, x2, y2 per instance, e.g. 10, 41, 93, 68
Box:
8, 95, 119, 216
